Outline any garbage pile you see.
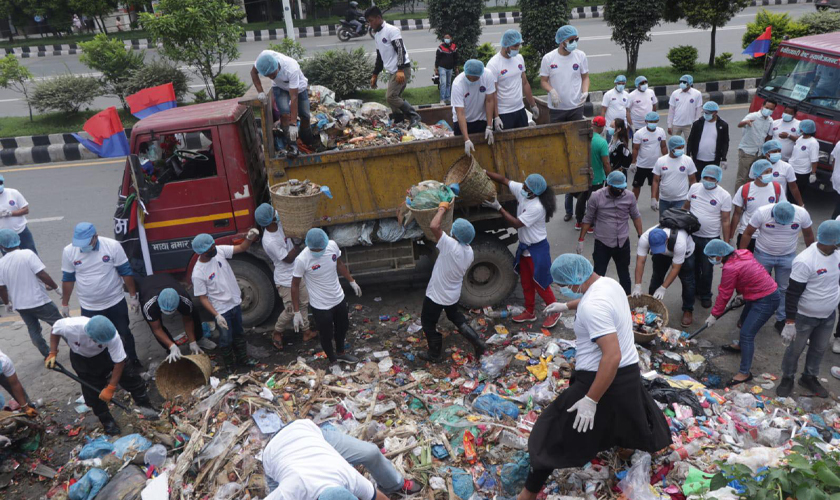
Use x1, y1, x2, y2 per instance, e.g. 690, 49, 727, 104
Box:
632, 306, 665, 338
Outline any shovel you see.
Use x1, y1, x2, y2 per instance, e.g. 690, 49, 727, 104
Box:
50, 362, 159, 419
688, 300, 746, 340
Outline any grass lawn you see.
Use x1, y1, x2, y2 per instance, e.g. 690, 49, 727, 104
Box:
0, 109, 138, 138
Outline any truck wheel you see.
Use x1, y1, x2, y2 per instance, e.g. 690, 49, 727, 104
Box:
460, 236, 517, 308
230, 257, 276, 328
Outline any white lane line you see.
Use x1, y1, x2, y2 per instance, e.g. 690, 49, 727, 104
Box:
0, 98, 20, 102
28, 216, 64, 224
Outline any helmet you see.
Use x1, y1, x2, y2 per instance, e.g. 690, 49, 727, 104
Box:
350, 1, 358, 6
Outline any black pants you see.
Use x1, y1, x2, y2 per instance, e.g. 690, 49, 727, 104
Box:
575, 182, 604, 224
736, 233, 756, 253
832, 191, 840, 220
794, 172, 810, 200
592, 239, 631, 294
499, 108, 529, 130
693, 158, 717, 172
81, 299, 138, 362
650, 253, 695, 312
548, 107, 584, 123
69, 350, 147, 418
312, 301, 349, 362
453, 119, 488, 136
149, 307, 204, 350
420, 296, 467, 349
692, 235, 714, 302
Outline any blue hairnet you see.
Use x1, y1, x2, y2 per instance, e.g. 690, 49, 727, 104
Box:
703, 239, 734, 258
702, 101, 719, 112
501, 29, 522, 48
463, 59, 484, 77
550, 254, 593, 286
800, 119, 816, 135
255, 203, 278, 227
255, 52, 279, 76
157, 288, 180, 312
635, 75, 647, 87
305, 228, 329, 250
525, 173, 547, 196
555, 25, 578, 44
0, 229, 20, 249
667, 135, 686, 151
750, 159, 773, 179
614, 74, 627, 84
451, 218, 475, 245
762, 140, 782, 155
701, 165, 723, 183
318, 488, 357, 500
645, 111, 659, 122
191, 233, 214, 254
680, 74, 693, 85
85, 315, 117, 343
772, 201, 795, 225
818, 220, 840, 245
606, 170, 627, 188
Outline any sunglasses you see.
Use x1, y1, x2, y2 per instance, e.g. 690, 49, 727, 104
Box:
566, 37, 579, 43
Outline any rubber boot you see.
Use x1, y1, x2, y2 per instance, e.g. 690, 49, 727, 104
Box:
232, 336, 257, 367
399, 102, 421, 128
133, 392, 157, 412
283, 126, 299, 158
99, 412, 121, 436
417, 336, 443, 363
300, 125, 316, 149
458, 322, 487, 358
220, 346, 237, 370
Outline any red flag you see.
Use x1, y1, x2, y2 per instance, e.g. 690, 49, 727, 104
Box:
126, 83, 177, 119
743, 26, 772, 58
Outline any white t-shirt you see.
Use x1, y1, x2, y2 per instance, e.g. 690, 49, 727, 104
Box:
633, 126, 667, 168
0, 188, 28, 233
573, 277, 639, 372
696, 120, 718, 162
790, 244, 840, 319
52, 317, 127, 362
426, 232, 474, 307
61, 237, 129, 311
731, 181, 785, 236
451, 72, 496, 124
263, 420, 376, 500
254, 50, 308, 92
601, 88, 630, 127
191, 245, 242, 315
749, 204, 812, 256
738, 112, 773, 155
0, 249, 50, 310
374, 22, 410, 74
627, 89, 657, 128
292, 241, 345, 310
0, 348, 15, 377
262, 227, 296, 288
486, 52, 526, 115
769, 159, 796, 193
789, 136, 820, 175
832, 142, 840, 194
771, 118, 801, 160
688, 183, 732, 238
539, 49, 589, 111
638, 226, 694, 264
509, 181, 546, 246
653, 154, 697, 201
668, 88, 702, 127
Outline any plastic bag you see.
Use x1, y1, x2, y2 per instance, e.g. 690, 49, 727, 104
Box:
500, 452, 531, 495
309, 85, 337, 106
726, 446, 784, 472
523, 379, 556, 406
480, 346, 519, 379
376, 218, 424, 242
68, 468, 109, 500
473, 393, 520, 420
440, 467, 475, 499
643, 377, 704, 417
409, 184, 456, 210
213, 483, 243, 500
79, 436, 114, 460
112, 434, 152, 460
328, 222, 373, 248
617, 453, 658, 500
196, 421, 240, 463
359, 102, 390, 120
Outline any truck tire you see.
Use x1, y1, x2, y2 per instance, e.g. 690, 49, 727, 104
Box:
460, 236, 517, 308
229, 257, 276, 328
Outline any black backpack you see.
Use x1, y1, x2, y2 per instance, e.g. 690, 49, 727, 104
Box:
658, 208, 701, 252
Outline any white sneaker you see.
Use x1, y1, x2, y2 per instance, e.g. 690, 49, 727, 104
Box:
833, 338, 840, 354
197, 337, 217, 350
832, 366, 840, 380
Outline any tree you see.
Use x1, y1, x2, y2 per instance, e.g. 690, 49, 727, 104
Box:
79, 34, 146, 109
124, 59, 190, 103
69, 0, 121, 33
675, 0, 751, 67
604, 0, 665, 74
140, 0, 244, 100
519, 0, 568, 82
30, 74, 102, 113
0, 0, 31, 41
0, 55, 34, 121
427, 0, 483, 62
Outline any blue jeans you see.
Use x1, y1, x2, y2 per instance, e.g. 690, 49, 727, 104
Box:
739, 290, 780, 375
81, 298, 138, 362
782, 311, 836, 378
438, 67, 453, 101
18, 226, 36, 255
565, 194, 574, 216
217, 305, 244, 349
271, 87, 311, 150
753, 249, 795, 322
18, 301, 62, 357
658, 199, 685, 221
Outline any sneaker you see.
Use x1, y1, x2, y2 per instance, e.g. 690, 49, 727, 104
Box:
587, 227, 594, 234
776, 376, 794, 397
799, 375, 829, 398
833, 338, 840, 354
831, 366, 840, 380
400, 480, 422, 495
542, 313, 561, 328
336, 352, 360, 363
197, 337, 217, 350
700, 298, 712, 308
574, 222, 582, 230
563, 214, 572, 222
512, 311, 537, 323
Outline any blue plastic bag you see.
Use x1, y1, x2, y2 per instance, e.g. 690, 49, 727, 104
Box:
112, 434, 152, 459
440, 467, 474, 499
473, 393, 520, 420
68, 468, 109, 500
79, 436, 114, 460
500, 452, 531, 495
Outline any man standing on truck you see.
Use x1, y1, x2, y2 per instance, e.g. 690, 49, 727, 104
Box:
736, 99, 777, 189
686, 101, 729, 173
651, 136, 698, 218
630, 111, 668, 201
366, 6, 422, 127
487, 29, 539, 130
451, 59, 497, 157
540, 25, 589, 123
191, 232, 260, 369
0, 175, 37, 254
136, 273, 207, 364
667, 75, 702, 141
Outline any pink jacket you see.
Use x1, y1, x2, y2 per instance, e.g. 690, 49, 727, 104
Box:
712, 249, 778, 317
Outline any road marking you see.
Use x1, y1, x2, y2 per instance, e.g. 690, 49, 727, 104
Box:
1, 159, 122, 173
28, 216, 64, 224
0, 98, 20, 102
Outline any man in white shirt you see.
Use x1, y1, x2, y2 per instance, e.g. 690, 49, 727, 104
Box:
729, 159, 786, 252
451, 59, 497, 157
667, 74, 702, 140
740, 201, 815, 331
61, 223, 142, 368
191, 231, 259, 369
0, 175, 37, 254
601, 75, 630, 129
366, 6, 421, 126
736, 99, 777, 188
763, 139, 804, 206
777, 220, 840, 399
45, 315, 154, 435
770, 104, 800, 161
687, 101, 730, 172
251, 50, 312, 156
789, 119, 820, 198
0, 348, 38, 418
630, 111, 668, 200
831, 140, 840, 219
487, 29, 539, 130
0, 229, 61, 357
684, 166, 731, 309
540, 24, 589, 123
627, 75, 657, 131
652, 135, 697, 218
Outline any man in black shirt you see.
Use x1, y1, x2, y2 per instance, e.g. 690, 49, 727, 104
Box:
136, 274, 207, 363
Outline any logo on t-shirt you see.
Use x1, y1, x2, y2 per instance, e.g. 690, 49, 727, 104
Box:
690, 99, 695, 103
691, 194, 697, 199
464, 92, 470, 98
518, 64, 524, 70
381, 37, 388, 43
747, 197, 756, 202
766, 223, 776, 228
208, 272, 216, 281
790, 127, 797, 132
73, 260, 82, 266
102, 255, 111, 263
332, 254, 338, 262
791, 223, 800, 230
773, 172, 780, 177
8, 200, 14, 206
573, 63, 579, 70
479, 86, 486, 92
769, 196, 776, 202
661, 166, 669, 171
311, 264, 321, 271
675, 98, 680, 102
550, 64, 558, 69
710, 199, 717, 206
679, 166, 686, 172
801, 145, 807, 151
642, 138, 649, 143
635, 100, 641, 103
817, 268, 828, 275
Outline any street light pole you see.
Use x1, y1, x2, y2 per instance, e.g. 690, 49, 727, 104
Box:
282, 0, 295, 40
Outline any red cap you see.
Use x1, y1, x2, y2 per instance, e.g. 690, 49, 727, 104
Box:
592, 116, 606, 127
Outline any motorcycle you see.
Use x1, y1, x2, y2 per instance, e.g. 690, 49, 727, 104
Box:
337, 18, 375, 42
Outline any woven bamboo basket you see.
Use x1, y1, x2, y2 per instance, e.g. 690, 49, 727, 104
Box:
155, 354, 213, 400
409, 204, 454, 242
443, 155, 496, 206
627, 294, 669, 345
269, 182, 322, 239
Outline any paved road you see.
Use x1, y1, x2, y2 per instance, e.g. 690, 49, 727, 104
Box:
0, 3, 814, 118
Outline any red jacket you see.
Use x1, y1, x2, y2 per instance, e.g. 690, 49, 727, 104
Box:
712, 249, 778, 317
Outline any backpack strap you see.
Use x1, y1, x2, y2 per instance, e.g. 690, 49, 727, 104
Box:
773, 181, 781, 202
740, 183, 750, 210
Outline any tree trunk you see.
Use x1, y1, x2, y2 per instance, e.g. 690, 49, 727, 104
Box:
626, 42, 639, 74
708, 24, 717, 67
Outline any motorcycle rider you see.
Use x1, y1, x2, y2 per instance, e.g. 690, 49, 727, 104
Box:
346, 1, 364, 35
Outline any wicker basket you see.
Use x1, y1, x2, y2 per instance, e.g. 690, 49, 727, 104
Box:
269, 182, 323, 239
409, 204, 454, 242
627, 294, 669, 345
443, 155, 496, 206
155, 354, 213, 400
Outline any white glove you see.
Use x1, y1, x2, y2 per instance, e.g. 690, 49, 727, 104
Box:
288, 125, 299, 142
246, 227, 260, 241
189, 341, 203, 356
653, 286, 667, 300
576, 240, 584, 254
704, 315, 716, 328
215, 314, 229, 331
60, 305, 70, 317
482, 198, 502, 211
631, 284, 642, 298
0, 435, 10, 448
4, 302, 12, 314
567, 395, 597, 433
485, 127, 494, 146
549, 89, 561, 107
809, 173, 817, 183
493, 116, 504, 131
531, 105, 540, 120
650, 198, 659, 211
629, 163, 637, 174
782, 323, 796, 343
293, 311, 304, 332
0, 210, 11, 218
350, 281, 362, 297
127, 294, 140, 314
464, 140, 475, 156
257, 92, 268, 105
165, 344, 182, 364
579, 92, 589, 106
51, 287, 62, 299
720, 161, 728, 171
544, 302, 569, 315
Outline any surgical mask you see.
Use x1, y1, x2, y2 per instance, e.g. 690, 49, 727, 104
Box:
80, 243, 95, 253
702, 180, 717, 190
467, 77, 479, 85
703, 112, 714, 121
769, 153, 782, 163
162, 309, 177, 316
605, 127, 614, 136
679, 82, 688, 90
646, 122, 657, 131
444, 38, 451, 44
639, 84, 648, 92
206, 246, 217, 259
311, 249, 326, 258
559, 286, 583, 299
609, 187, 624, 197
760, 173, 773, 184
673, 148, 685, 157
565, 40, 578, 52
708, 257, 722, 266
782, 113, 794, 122
509, 49, 519, 57
761, 107, 773, 117
616, 84, 625, 92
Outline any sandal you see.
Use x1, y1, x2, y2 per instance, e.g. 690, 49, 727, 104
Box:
302, 330, 318, 342
272, 334, 284, 351
721, 344, 741, 354
725, 373, 753, 387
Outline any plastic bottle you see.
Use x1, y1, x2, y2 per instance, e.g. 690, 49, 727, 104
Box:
144, 444, 167, 468
667, 441, 702, 462
499, 430, 528, 450
484, 305, 525, 318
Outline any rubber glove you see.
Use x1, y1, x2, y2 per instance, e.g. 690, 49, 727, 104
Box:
629, 163, 637, 174
485, 127, 495, 145
215, 314, 229, 331
809, 173, 817, 183
782, 323, 796, 344
0, 436, 10, 448
189, 341, 203, 355
531, 105, 540, 120
246, 228, 260, 241
549, 89, 561, 107
438, 201, 450, 210
51, 287, 62, 299
650, 198, 659, 211
60, 305, 70, 317
704, 315, 716, 328
350, 281, 362, 297
576, 239, 584, 254
482, 198, 502, 211
22, 405, 38, 418
0, 210, 11, 218
395, 70, 406, 84
631, 284, 642, 298
720, 161, 728, 171
257, 92, 268, 105
567, 395, 597, 432
464, 140, 475, 156
653, 286, 667, 300
579, 91, 589, 106
165, 344, 182, 364
127, 294, 140, 314
288, 125, 299, 142
99, 384, 117, 403
45, 352, 57, 369
370, 74, 378, 89
493, 116, 504, 131
4, 302, 12, 314
293, 311, 304, 332
544, 302, 569, 315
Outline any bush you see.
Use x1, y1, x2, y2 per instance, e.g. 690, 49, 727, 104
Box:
193, 89, 210, 103
476, 43, 497, 66
30, 75, 102, 114
427, 0, 484, 61
268, 38, 306, 61
520, 45, 542, 87
742, 9, 808, 67
714, 52, 733, 70
301, 47, 373, 99
799, 11, 840, 35
124, 59, 190, 103
214, 73, 248, 100
378, 60, 420, 86
667, 45, 698, 72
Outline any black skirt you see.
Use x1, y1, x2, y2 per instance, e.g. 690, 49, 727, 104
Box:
528, 363, 672, 470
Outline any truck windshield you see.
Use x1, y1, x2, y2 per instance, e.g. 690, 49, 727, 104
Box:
762, 48, 840, 111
